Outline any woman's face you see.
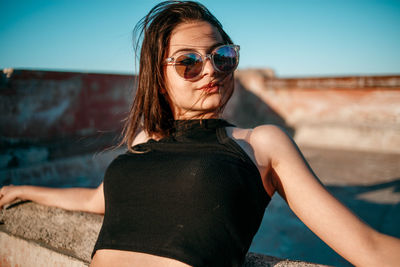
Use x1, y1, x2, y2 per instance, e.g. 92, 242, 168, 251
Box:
164, 21, 233, 119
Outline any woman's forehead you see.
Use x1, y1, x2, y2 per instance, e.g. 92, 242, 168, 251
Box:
169, 21, 223, 52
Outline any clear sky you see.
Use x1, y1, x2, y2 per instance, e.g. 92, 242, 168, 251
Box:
1, 0, 399, 77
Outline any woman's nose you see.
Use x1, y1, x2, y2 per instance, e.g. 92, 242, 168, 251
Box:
202, 56, 216, 77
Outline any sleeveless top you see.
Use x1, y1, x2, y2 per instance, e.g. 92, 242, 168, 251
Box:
92, 119, 270, 266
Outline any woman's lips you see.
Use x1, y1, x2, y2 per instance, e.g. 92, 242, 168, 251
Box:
200, 82, 219, 93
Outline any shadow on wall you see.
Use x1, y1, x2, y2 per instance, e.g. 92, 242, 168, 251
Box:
223, 78, 295, 136
251, 178, 400, 266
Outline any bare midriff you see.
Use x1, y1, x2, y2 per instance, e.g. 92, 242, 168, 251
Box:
90, 249, 192, 267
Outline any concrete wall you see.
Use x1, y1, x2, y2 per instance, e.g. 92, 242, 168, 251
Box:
2, 68, 399, 159
1, 69, 134, 187
235, 69, 400, 153
1, 69, 133, 139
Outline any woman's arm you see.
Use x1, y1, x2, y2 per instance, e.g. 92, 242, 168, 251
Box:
0, 183, 104, 214
251, 125, 400, 267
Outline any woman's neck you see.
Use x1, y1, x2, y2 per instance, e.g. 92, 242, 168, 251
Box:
173, 112, 220, 120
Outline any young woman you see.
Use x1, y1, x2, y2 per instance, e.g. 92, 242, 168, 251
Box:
1, 1, 400, 266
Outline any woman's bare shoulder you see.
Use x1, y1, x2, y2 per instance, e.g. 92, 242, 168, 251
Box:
251, 124, 289, 141
231, 124, 294, 163
231, 124, 290, 148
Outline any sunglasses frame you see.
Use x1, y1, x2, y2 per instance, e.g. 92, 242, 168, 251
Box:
164, 44, 240, 81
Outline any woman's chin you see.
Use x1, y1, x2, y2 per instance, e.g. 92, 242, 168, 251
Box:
199, 96, 223, 111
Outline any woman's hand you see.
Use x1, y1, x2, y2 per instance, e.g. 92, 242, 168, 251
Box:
0, 185, 23, 209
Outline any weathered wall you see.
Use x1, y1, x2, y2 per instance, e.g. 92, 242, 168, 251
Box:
1, 69, 133, 139
235, 69, 400, 153
1, 70, 134, 186
2, 68, 399, 160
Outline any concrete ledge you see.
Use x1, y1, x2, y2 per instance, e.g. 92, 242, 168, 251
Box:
0, 202, 102, 263
0, 202, 326, 267
0, 232, 86, 267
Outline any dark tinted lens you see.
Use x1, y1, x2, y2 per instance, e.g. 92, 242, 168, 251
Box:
175, 53, 203, 79
213, 46, 238, 72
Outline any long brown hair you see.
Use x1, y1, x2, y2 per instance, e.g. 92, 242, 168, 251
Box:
120, 1, 235, 150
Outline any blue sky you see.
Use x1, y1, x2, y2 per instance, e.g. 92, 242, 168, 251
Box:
1, 0, 399, 77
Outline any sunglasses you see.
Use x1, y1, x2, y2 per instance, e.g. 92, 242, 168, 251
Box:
164, 44, 240, 80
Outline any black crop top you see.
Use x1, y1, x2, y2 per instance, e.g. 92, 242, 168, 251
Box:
92, 119, 270, 266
